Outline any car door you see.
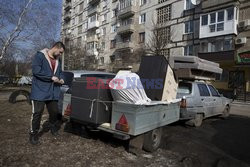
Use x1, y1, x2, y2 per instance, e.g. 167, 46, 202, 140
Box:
197, 83, 214, 117
207, 85, 223, 114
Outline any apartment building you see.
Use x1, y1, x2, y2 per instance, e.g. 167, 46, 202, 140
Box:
61, 0, 250, 101
198, 0, 250, 101
61, 0, 202, 71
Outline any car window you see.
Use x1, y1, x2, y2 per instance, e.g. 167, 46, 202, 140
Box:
208, 85, 220, 97
177, 82, 192, 95
197, 83, 210, 96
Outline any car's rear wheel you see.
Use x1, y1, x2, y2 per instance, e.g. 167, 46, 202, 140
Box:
187, 113, 203, 127
221, 105, 230, 118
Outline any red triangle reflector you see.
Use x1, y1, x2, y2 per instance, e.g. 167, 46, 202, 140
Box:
118, 114, 128, 125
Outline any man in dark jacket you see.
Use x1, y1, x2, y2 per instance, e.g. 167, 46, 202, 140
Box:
29, 42, 65, 145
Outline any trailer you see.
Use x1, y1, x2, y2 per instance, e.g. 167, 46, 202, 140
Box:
64, 74, 180, 152
97, 100, 180, 152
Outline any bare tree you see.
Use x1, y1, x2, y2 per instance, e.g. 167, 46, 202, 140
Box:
0, 0, 34, 60
146, 21, 174, 60
0, 0, 62, 61
0, 0, 62, 77
110, 47, 145, 73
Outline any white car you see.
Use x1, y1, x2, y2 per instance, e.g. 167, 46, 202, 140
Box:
18, 76, 32, 86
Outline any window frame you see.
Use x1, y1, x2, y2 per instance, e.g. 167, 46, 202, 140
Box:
139, 13, 146, 24
184, 20, 194, 34
208, 85, 220, 97
197, 83, 211, 97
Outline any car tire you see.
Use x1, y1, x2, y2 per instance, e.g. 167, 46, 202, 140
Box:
143, 127, 162, 152
187, 113, 203, 127
221, 105, 230, 118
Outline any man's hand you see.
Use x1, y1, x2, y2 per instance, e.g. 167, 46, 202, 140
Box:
59, 79, 64, 85
52, 76, 59, 83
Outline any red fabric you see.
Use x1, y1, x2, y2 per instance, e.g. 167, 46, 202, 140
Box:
49, 56, 56, 72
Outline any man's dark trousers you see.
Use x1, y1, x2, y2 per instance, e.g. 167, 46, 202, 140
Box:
30, 100, 58, 134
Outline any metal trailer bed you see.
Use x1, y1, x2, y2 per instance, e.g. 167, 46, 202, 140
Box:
97, 100, 180, 152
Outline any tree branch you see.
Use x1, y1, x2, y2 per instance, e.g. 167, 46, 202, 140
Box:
0, 0, 34, 60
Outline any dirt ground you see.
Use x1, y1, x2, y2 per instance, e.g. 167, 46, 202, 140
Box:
0, 87, 250, 167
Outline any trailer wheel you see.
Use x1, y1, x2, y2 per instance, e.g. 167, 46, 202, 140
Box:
143, 127, 162, 152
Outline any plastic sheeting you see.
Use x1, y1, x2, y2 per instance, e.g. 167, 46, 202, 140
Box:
109, 71, 151, 105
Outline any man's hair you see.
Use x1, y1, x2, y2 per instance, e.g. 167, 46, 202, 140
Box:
52, 41, 65, 50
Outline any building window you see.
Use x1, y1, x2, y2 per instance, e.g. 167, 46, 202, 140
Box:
100, 57, 104, 65
90, 15, 97, 22
79, 13, 83, 23
224, 38, 233, 50
157, 5, 171, 24
112, 9, 118, 17
210, 13, 216, 24
121, 34, 131, 42
79, 2, 84, 12
157, 26, 171, 43
139, 13, 146, 24
77, 36, 82, 46
208, 11, 225, 33
111, 24, 117, 33
78, 25, 82, 34
110, 39, 116, 49
158, 0, 167, 3
185, 0, 194, 10
101, 42, 105, 50
217, 23, 224, 31
102, 13, 107, 23
227, 7, 234, 20
139, 32, 145, 43
184, 45, 193, 56
87, 42, 95, 50
121, 18, 133, 26
200, 37, 233, 53
120, 0, 132, 10
201, 15, 208, 26
72, 17, 75, 25
140, 0, 147, 6
102, 27, 106, 36
218, 11, 225, 22
184, 20, 193, 34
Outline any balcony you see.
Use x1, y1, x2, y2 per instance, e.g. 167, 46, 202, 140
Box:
64, 12, 71, 22
64, 4, 71, 11
87, 48, 98, 56
198, 50, 235, 62
118, 6, 136, 19
87, 6, 100, 16
117, 24, 135, 34
86, 35, 99, 42
88, 0, 100, 5
88, 21, 100, 30
199, 7, 237, 39
116, 41, 134, 51
202, 0, 238, 11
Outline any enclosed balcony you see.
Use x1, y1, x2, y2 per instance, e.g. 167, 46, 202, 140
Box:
88, 6, 100, 16
116, 41, 134, 51
64, 12, 71, 22
118, 5, 136, 19
202, 0, 238, 11
88, 21, 100, 30
86, 35, 99, 43
88, 0, 100, 5
117, 19, 135, 34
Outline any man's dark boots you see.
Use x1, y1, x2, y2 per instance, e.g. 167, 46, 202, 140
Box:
29, 133, 39, 145
50, 124, 59, 136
